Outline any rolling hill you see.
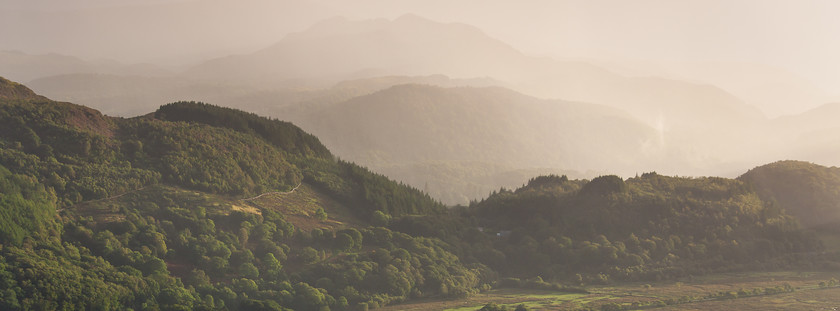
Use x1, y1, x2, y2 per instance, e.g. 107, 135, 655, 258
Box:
391, 172, 822, 281
0, 76, 48, 101
739, 160, 840, 231
595, 60, 832, 118
771, 102, 840, 136
290, 84, 662, 204
0, 77, 473, 310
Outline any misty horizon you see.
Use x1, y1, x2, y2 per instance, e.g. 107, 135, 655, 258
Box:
3, 0, 840, 204
4, 0, 840, 115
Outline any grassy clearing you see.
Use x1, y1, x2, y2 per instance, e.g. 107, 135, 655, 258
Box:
244, 183, 365, 232
443, 291, 589, 311
67, 183, 364, 233
379, 289, 587, 311
381, 271, 840, 311
658, 287, 840, 311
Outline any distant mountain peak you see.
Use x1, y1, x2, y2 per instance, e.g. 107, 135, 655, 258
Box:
809, 102, 840, 114
394, 13, 426, 21
290, 13, 483, 39
391, 13, 447, 27
186, 13, 525, 84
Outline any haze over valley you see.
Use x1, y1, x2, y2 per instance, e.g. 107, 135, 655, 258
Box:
4, 1, 840, 310
5, 2, 840, 203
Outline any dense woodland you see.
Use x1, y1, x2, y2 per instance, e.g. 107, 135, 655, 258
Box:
0, 77, 837, 310
391, 174, 823, 284
739, 160, 840, 232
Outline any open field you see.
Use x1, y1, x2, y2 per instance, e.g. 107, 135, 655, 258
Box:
658, 287, 840, 310
379, 271, 840, 311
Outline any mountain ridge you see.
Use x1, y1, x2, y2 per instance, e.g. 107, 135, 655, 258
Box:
0, 50, 170, 83
0, 76, 48, 101
290, 83, 662, 204
183, 14, 764, 132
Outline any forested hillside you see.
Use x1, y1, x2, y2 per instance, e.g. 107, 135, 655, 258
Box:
0, 78, 460, 310
739, 160, 840, 231
0, 77, 834, 310
0, 76, 48, 101
390, 174, 823, 285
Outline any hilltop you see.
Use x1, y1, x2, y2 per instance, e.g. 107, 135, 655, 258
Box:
0, 76, 48, 101
739, 160, 840, 231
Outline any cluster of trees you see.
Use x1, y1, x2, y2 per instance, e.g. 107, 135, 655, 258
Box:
0, 165, 60, 245
0, 240, 165, 310
302, 158, 445, 219
0, 98, 160, 206
56, 185, 486, 310
155, 101, 331, 159
477, 302, 528, 311
120, 119, 301, 196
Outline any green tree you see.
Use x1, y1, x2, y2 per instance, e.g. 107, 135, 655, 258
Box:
336, 233, 355, 251
300, 247, 319, 264
239, 262, 260, 279
292, 282, 326, 310
371, 210, 390, 227
315, 207, 328, 221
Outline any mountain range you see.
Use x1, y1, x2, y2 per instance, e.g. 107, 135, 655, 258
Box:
2, 76, 837, 309
7, 14, 840, 204
0, 50, 170, 83
182, 14, 764, 131
289, 84, 660, 203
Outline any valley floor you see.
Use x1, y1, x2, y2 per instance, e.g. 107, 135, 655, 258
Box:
379, 271, 840, 311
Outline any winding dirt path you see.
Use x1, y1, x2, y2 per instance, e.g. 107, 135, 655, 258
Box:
57, 185, 150, 212
241, 182, 303, 201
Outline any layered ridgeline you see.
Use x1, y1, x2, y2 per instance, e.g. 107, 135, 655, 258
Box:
183, 15, 763, 132
294, 84, 662, 204
28, 15, 768, 174
0, 77, 829, 310
29, 15, 840, 205
0, 50, 170, 83
765, 104, 840, 167
739, 160, 840, 232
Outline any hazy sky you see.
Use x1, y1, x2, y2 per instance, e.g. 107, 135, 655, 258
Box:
318, 0, 840, 96
2, 0, 839, 97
